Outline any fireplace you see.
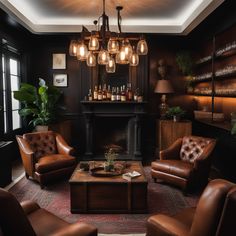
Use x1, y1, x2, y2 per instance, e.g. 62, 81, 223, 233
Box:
81, 101, 146, 160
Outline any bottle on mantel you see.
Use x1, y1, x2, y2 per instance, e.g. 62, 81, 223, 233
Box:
111, 87, 116, 101
102, 84, 107, 100
116, 87, 121, 101
134, 88, 139, 101
127, 83, 133, 101
88, 88, 93, 101
98, 85, 103, 101
107, 85, 111, 101
121, 85, 126, 102
93, 85, 98, 101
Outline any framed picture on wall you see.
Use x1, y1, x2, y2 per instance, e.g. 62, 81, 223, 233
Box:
52, 53, 66, 69
53, 74, 68, 87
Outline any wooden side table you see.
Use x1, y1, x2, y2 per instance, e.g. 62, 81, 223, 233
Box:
157, 120, 192, 151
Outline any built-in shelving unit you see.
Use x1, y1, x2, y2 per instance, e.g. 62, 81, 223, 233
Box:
187, 24, 236, 128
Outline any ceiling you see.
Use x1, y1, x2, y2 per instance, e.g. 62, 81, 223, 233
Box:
0, 0, 225, 35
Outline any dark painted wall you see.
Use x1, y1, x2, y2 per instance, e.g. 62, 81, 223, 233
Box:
1, 0, 236, 165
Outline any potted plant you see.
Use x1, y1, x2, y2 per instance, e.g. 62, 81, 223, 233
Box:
166, 106, 186, 122
104, 148, 118, 172
13, 78, 62, 131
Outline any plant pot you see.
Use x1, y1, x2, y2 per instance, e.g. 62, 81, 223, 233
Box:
173, 115, 181, 122
104, 162, 114, 172
35, 125, 49, 132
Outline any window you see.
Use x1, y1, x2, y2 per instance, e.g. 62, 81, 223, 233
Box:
1, 42, 22, 133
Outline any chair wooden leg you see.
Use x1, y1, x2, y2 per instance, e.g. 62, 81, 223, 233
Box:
153, 177, 157, 183
25, 173, 29, 179
40, 183, 45, 189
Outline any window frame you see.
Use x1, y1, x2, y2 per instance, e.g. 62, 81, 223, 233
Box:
1, 39, 23, 136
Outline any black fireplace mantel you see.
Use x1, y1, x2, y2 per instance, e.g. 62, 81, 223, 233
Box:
81, 101, 147, 160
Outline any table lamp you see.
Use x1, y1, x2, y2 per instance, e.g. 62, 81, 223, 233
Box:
154, 79, 174, 118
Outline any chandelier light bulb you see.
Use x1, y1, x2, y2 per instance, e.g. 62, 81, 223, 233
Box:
69, 40, 77, 56
124, 40, 132, 57
107, 38, 119, 54
86, 51, 96, 67
137, 39, 148, 55
77, 41, 88, 61
129, 48, 139, 66
106, 56, 116, 73
98, 48, 109, 65
89, 36, 99, 51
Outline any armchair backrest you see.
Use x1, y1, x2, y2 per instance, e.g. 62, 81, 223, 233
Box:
190, 179, 235, 236
23, 131, 57, 161
216, 186, 236, 236
0, 188, 36, 236
180, 136, 216, 164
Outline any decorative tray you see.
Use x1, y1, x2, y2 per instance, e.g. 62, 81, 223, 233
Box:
90, 167, 123, 177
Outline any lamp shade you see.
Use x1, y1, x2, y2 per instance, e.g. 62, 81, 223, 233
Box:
154, 79, 174, 94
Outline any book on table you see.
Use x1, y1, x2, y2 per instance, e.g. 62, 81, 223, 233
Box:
122, 171, 141, 181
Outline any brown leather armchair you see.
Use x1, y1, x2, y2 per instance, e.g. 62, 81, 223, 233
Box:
151, 135, 216, 191
146, 179, 236, 236
0, 188, 97, 236
16, 131, 77, 188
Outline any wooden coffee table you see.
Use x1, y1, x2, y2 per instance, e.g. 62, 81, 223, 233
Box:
69, 161, 148, 213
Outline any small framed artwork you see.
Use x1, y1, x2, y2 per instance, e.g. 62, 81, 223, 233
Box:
53, 74, 68, 87
52, 53, 66, 69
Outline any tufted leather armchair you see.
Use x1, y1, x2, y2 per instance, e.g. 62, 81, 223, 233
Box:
16, 131, 77, 188
151, 135, 216, 191
0, 188, 97, 236
146, 179, 236, 236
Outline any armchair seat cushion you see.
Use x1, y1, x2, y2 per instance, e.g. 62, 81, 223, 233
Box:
35, 154, 76, 174
152, 160, 193, 179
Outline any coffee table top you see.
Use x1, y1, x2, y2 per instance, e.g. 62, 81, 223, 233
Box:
69, 161, 147, 183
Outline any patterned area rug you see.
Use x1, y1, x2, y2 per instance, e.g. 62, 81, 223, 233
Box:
9, 167, 199, 234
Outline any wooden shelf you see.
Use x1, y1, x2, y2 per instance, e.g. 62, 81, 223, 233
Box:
195, 119, 231, 131
215, 47, 236, 59
215, 71, 236, 80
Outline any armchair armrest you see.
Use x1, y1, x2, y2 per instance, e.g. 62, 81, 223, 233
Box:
21, 200, 40, 215
159, 138, 183, 160
51, 222, 97, 236
55, 133, 75, 155
16, 135, 35, 175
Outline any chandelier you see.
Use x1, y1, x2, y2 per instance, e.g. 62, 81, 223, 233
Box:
69, 0, 148, 73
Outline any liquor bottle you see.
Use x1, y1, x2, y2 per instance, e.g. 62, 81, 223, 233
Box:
88, 88, 93, 101
107, 85, 111, 101
93, 85, 98, 100
127, 83, 133, 101
98, 85, 103, 101
111, 87, 116, 101
102, 84, 107, 100
116, 87, 121, 101
134, 88, 139, 101
121, 85, 126, 102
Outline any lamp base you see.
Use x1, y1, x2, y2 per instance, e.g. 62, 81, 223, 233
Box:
159, 95, 168, 118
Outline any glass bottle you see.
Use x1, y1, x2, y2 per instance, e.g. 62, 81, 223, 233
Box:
88, 88, 93, 101
127, 83, 133, 101
102, 84, 107, 100
116, 87, 121, 101
98, 85, 103, 101
93, 85, 98, 101
111, 87, 116, 101
134, 88, 139, 101
121, 85, 126, 102
107, 85, 111, 101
